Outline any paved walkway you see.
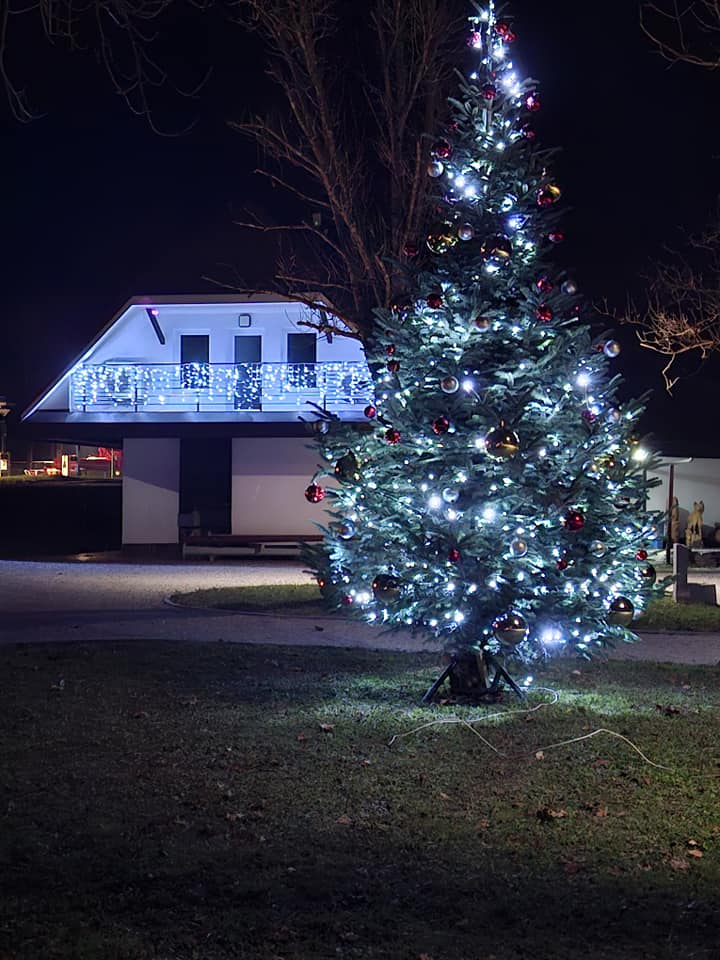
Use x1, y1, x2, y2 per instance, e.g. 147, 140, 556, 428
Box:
1, 558, 719, 664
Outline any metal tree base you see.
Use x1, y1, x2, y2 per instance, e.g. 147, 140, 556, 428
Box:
422, 650, 524, 704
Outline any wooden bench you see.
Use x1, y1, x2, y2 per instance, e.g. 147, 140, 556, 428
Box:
182, 533, 324, 560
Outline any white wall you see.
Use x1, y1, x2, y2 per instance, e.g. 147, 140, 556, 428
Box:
231, 437, 335, 535
649, 458, 720, 542
122, 438, 180, 545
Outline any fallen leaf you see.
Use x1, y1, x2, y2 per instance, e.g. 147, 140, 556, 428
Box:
670, 857, 689, 871
439, 792, 452, 801
296, 732, 308, 742
535, 751, 545, 761
225, 812, 244, 822
336, 814, 353, 826
319, 723, 335, 733
592, 758, 610, 768
475, 819, 490, 830
536, 807, 567, 822
655, 703, 681, 716
594, 806, 609, 818
361, 759, 371, 767
571, 669, 582, 677
688, 848, 704, 859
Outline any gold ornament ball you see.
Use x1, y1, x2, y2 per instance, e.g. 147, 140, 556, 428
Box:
485, 424, 520, 460
334, 450, 360, 483
607, 596, 635, 627
426, 221, 458, 255
372, 574, 401, 602
492, 612, 529, 646
510, 538, 528, 557
589, 539, 607, 558
604, 340, 621, 358
440, 375, 460, 394
427, 160, 444, 178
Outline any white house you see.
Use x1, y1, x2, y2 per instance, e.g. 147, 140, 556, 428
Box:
22, 295, 372, 554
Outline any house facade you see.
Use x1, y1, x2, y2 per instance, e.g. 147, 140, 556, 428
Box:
22, 295, 372, 553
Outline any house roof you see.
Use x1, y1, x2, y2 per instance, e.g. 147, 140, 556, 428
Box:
21, 293, 337, 422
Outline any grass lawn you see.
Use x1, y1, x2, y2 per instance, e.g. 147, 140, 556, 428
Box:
1, 641, 719, 959
169, 583, 720, 632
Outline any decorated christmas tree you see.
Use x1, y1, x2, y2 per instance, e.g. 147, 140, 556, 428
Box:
303, 0, 662, 695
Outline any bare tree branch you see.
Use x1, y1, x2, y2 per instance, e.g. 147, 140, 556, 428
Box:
641, 0, 720, 69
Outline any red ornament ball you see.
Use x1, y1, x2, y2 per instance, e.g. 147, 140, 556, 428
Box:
636, 548, 648, 561
402, 241, 419, 258
496, 21, 516, 42
536, 305, 553, 323
537, 184, 562, 208
525, 92, 541, 112
432, 416, 450, 435
481, 82, 497, 101
447, 548, 461, 563
536, 275, 553, 294
521, 125, 536, 141
387, 359, 400, 374
581, 408, 598, 424
556, 556, 569, 571
363, 404, 377, 419
431, 138, 452, 160
386, 344, 396, 355
304, 483, 326, 504
563, 508, 585, 532
341, 595, 354, 606
385, 428, 401, 445
426, 293, 443, 309
474, 315, 491, 330
548, 231, 565, 244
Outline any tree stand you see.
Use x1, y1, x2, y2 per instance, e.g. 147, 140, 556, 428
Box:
422, 650, 525, 704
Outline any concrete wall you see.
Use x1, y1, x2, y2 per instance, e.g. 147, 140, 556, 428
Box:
649, 458, 720, 544
122, 438, 180, 545
231, 437, 334, 535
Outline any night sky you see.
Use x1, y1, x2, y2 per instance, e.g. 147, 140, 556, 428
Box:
2, 0, 718, 452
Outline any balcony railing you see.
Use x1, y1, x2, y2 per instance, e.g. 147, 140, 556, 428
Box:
70, 361, 373, 413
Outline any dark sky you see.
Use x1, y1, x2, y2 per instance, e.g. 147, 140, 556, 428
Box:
2, 0, 718, 451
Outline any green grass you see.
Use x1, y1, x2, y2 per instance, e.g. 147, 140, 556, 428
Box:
1, 640, 720, 959
170, 583, 720, 634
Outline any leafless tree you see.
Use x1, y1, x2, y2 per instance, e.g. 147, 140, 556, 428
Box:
0, 0, 209, 130
219, 0, 463, 340
640, 0, 720, 69
622, 223, 720, 391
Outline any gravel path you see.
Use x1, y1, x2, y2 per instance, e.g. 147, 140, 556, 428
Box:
1, 558, 719, 664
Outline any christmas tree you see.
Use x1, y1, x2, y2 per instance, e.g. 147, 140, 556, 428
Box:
303, 1, 662, 695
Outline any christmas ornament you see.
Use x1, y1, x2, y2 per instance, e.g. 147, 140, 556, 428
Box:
563, 508, 585, 531
492, 611, 528, 646
427, 160, 444, 178
548, 231, 565, 244
426, 292, 444, 309
589, 540, 607, 558
638, 563, 656, 585
636, 548, 648, 561
387, 359, 400, 374
432, 416, 450, 435
604, 340, 621, 358
607, 407, 622, 422
536, 275, 553, 293
447, 547, 461, 563
431, 138, 452, 159
372, 574, 400, 602
485, 423, 520, 460
402, 241, 419, 258
496, 22, 516, 42
561, 279, 578, 296
341, 595, 353, 605
440, 376, 460, 394
525, 92, 541, 112
520, 125, 536, 141
537, 184, 562, 207
336, 520, 356, 540
334, 451, 360, 483
385, 428, 401, 444
481, 82, 497, 100
426, 222, 457, 254
536, 305, 553, 323
556, 555, 569, 571
442, 487, 460, 503
481, 234, 512, 264
509, 537, 528, 557
607, 596, 634, 627
458, 223, 475, 241
473, 315, 491, 330
363, 404, 377, 419
304, 483, 326, 504
581, 408, 598, 425
386, 344, 396, 355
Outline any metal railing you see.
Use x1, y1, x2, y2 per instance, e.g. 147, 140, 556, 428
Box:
70, 361, 373, 413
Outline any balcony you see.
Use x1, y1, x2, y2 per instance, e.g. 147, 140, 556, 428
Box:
69, 361, 373, 414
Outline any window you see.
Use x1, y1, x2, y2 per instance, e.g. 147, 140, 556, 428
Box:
234, 335, 262, 410
287, 333, 316, 388
181, 335, 209, 389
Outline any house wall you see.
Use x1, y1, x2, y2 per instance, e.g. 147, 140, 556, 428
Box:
231, 437, 335, 535
122, 438, 180, 547
648, 458, 720, 543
